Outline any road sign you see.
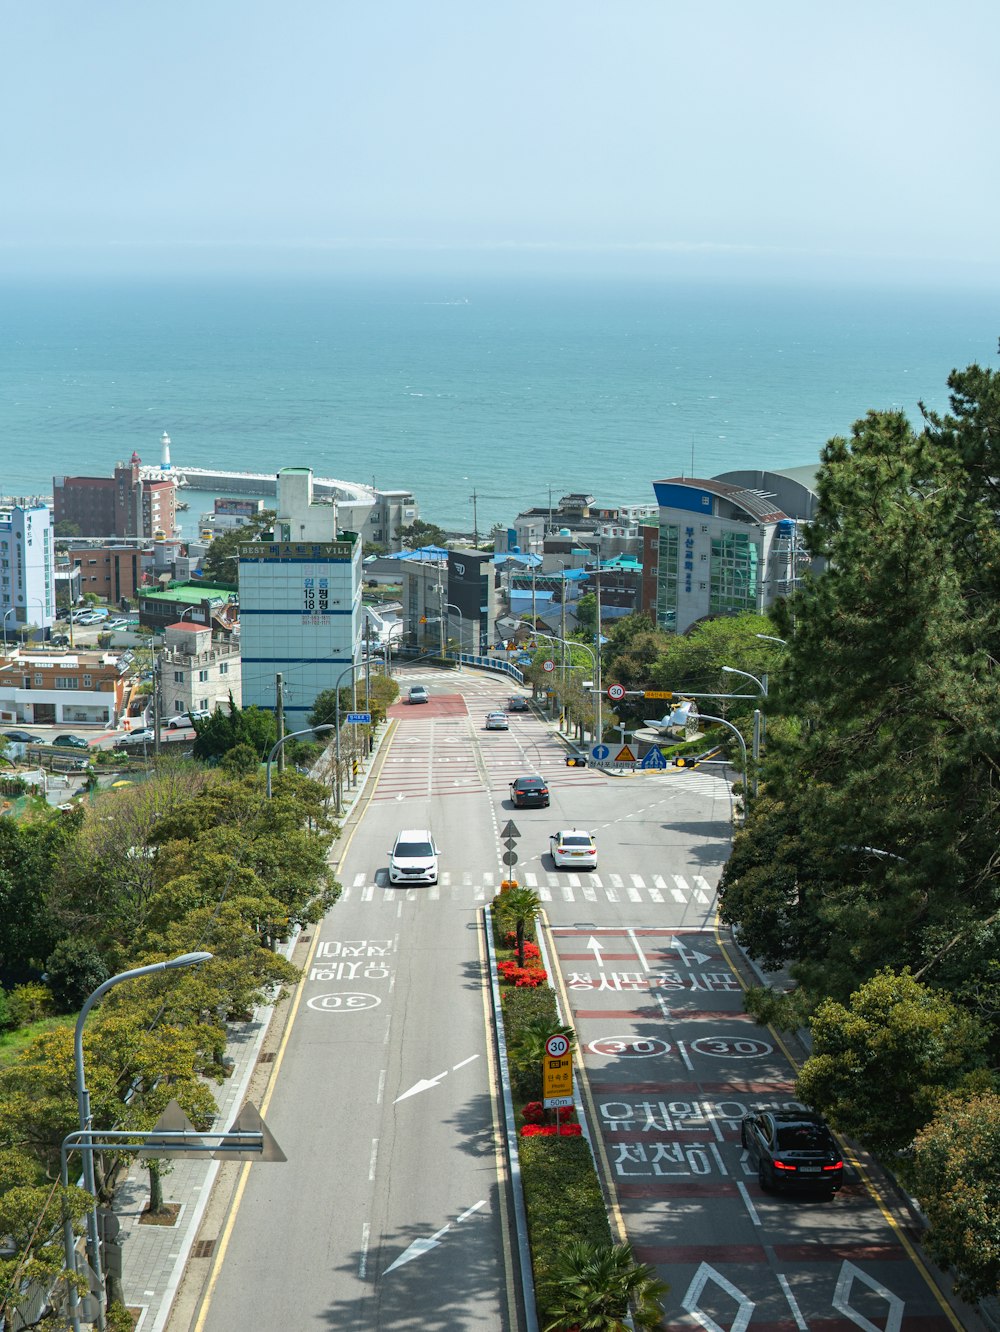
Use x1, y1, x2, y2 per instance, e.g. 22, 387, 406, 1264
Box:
501, 850, 519, 867
644, 690, 674, 699
503, 836, 518, 850
543, 1052, 573, 1108
545, 1034, 570, 1058
590, 743, 611, 762
640, 745, 668, 769
613, 744, 637, 764
346, 712, 372, 724
542, 659, 555, 672
500, 820, 521, 839
607, 682, 626, 701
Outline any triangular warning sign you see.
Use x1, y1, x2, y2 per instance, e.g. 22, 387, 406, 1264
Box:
614, 744, 637, 763
138, 1098, 200, 1159
213, 1101, 286, 1162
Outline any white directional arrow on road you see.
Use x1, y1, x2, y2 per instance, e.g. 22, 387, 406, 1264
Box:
383, 1200, 487, 1274
394, 1053, 480, 1103
587, 937, 606, 968
669, 937, 712, 966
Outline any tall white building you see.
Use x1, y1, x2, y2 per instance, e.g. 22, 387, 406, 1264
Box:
0, 502, 56, 643
238, 468, 362, 724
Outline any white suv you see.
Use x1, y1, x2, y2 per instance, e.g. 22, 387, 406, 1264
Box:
388, 829, 439, 886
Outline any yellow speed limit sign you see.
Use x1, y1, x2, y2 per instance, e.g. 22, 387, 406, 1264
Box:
543, 1034, 574, 1108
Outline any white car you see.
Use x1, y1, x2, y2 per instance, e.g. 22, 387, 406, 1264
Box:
549, 829, 598, 870
164, 713, 199, 730
484, 711, 509, 730
388, 829, 439, 886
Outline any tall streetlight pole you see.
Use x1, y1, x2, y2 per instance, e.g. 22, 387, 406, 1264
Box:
1, 607, 15, 653
266, 724, 334, 798
721, 665, 767, 794
72, 951, 213, 1332
329, 659, 369, 810
695, 711, 749, 804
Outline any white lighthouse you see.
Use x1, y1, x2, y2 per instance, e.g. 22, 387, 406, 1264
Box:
160, 431, 172, 470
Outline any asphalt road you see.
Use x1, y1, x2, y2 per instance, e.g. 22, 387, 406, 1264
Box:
187, 665, 972, 1332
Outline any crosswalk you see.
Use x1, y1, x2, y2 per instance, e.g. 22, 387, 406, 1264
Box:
340, 868, 717, 906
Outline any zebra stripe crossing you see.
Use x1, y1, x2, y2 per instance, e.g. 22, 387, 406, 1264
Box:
342, 869, 717, 906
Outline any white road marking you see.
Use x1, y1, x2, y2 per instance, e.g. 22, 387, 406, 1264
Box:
672, 873, 689, 902
359, 1222, 371, 1278
737, 1182, 762, 1227
777, 1274, 808, 1331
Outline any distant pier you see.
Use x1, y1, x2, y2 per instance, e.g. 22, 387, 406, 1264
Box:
170, 465, 374, 504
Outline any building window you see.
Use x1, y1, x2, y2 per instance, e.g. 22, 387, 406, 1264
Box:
198, 669, 208, 682
219, 662, 229, 675
83, 674, 92, 687
655, 524, 678, 631
34, 673, 44, 685
709, 531, 759, 615
173, 671, 184, 683
54, 676, 79, 688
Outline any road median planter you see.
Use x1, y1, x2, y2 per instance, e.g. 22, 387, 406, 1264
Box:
488, 898, 616, 1328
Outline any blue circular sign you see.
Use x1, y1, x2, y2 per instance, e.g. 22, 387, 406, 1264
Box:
590, 743, 610, 760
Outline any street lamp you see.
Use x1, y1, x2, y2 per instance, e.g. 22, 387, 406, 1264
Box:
695, 711, 749, 804
1, 607, 15, 653
721, 665, 766, 796
442, 601, 465, 655
71, 951, 213, 1332
755, 633, 787, 647
266, 724, 335, 798
533, 630, 597, 740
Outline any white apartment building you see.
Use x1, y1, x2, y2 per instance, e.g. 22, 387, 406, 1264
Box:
0, 503, 56, 642
238, 467, 362, 724
159, 622, 241, 718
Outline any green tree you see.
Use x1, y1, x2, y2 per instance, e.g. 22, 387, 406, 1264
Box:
201, 511, 275, 585
796, 969, 991, 1160
44, 938, 109, 1013
911, 1090, 1000, 1302
192, 694, 277, 761
396, 517, 447, 549
719, 368, 1000, 1022
496, 887, 541, 967
541, 1240, 669, 1331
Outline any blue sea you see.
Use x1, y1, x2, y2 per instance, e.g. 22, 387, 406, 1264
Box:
0, 274, 996, 533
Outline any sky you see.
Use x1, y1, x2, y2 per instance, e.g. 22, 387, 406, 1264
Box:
2, 0, 999, 282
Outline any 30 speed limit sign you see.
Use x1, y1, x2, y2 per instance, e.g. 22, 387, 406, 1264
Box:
542, 659, 555, 673
545, 1033, 570, 1058
607, 683, 626, 701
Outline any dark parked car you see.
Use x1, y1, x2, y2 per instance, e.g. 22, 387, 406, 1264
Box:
741, 1109, 843, 1194
507, 695, 529, 712
510, 775, 550, 808
52, 734, 90, 750
3, 730, 36, 744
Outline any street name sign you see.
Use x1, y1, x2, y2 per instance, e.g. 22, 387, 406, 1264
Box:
346, 712, 372, 724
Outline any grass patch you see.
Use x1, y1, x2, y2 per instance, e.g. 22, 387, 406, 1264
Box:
0, 1015, 74, 1067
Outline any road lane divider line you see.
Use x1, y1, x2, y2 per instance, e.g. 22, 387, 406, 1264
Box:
192, 923, 323, 1332
736, 1180, 762, 1226
478, 905, 531, 1332
540, 911, 630, 1247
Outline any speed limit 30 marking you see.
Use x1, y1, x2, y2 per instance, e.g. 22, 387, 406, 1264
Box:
588, 1036, 671, 1059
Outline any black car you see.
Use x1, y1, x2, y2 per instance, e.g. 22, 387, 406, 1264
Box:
507, 695, 529, 712
52, 734, 90, 750
741, 1109, 844, 1194
510, 775, 550, 808
3, 729, 36, 744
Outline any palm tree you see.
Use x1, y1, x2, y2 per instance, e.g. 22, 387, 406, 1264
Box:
541, 1240, 669, 1331
497, 886, 541, 966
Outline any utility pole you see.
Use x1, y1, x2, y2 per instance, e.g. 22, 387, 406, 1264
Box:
153, 655, 161, 756
594, 547, 603, 744
470, 489, 479, 547
559, 571, 567, 733
531, 562, 536, 631
276, 673, 285, 773
438, 583, 445, 659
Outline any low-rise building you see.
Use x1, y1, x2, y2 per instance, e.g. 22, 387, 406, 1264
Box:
138, 581, 239, 635
64, 540, 150, 605
0, 647, 136, 727
158, 623, 240, 719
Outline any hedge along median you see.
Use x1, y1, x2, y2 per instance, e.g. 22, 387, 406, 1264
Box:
487, 895, 614, 1328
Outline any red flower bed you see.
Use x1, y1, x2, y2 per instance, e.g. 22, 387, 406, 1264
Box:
496, 959, 547, 987
502, 932, 541, 960
520, 1123, 582, 1137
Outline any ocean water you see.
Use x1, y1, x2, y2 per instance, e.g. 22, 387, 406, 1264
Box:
0, 275, 996, 533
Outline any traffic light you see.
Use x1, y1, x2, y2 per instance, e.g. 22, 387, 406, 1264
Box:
672, 755, 691, 768
565, 756, 588, 767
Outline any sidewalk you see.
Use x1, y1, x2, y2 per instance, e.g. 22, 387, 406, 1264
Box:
113, 725, 388, 1331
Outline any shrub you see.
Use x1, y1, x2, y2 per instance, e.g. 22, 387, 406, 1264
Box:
519, 1135, 614, 1310
7, 982, 55, 1027
0, 988, 12, 1031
